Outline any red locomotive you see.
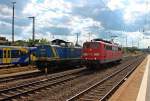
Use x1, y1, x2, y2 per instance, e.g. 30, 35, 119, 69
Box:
82, 39, 122, 68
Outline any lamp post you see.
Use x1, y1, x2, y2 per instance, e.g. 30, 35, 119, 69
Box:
88, 32, 92, 41
75, 33, 79, 46
12, 2, 16, 43
28, 17, 35, 46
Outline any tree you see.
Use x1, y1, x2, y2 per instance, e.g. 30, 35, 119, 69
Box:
27, 39, 40, 46
39, 38, 49, 45
14, 40, 27, 46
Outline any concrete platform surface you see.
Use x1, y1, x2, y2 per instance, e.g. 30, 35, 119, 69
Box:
136, 55, 150, 101
109, 55, 149, 101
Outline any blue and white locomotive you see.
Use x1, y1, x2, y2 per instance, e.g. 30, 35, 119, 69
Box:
35, 39, 82, 72
0, 46, 37, 66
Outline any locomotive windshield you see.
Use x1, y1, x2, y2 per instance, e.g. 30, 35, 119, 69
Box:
83, 42, 99, 48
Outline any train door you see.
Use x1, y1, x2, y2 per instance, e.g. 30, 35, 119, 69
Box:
0, 49, 3, 64
3, 48, 11, 64
103, 44, 107, 60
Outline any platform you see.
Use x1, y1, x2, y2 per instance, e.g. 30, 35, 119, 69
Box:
136, 55, 150, 101
109, 55, 150, 101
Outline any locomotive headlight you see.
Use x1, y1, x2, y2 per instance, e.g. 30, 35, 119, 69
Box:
83, 53, 88, 56
94, 53, 100, 56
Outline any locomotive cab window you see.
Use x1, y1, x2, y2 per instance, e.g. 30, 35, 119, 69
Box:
112, 46, 118, 51
105, 45, 112, 50
118, 47, 121, 51
20, 51, 27, 56
83, 43, 99, 49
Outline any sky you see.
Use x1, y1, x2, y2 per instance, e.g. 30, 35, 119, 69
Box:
0, 0, 150, 48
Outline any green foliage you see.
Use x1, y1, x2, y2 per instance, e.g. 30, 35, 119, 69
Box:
123, 47, 140, 53
27, 39, 40, 46
14, 40, 27, 46
14, 38, 50, 46
39, 38, 50, 45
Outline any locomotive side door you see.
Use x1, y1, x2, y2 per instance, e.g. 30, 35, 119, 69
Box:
103, 45, 107, 59
0, 49, 3, 64
3, 48, 11, 64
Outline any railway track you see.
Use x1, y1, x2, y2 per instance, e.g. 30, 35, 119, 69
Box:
67, 55, 145, 101
0, 67, 86, 101
0, 55, 138, 84
0, 55, 145, 101
0, 65, 16, 69
0, 70, 42, 83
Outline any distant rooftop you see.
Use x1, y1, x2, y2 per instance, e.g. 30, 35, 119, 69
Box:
0, 36, 10, 45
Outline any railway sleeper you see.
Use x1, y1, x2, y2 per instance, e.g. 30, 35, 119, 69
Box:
87, 92, 103, 97
79, 98, 97, 101
80, 95, 100, 101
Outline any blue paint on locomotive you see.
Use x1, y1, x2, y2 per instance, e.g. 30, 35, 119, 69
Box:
36, 45, 82, 60
35, 39, 82, 72
36, 45, 54, 58
55, 46, 66, 58
56, 46, 81, 59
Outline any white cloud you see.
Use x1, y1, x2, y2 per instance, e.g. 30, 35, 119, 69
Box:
23, 0, 73, 16
1, 0, 149, 47
21, 0, 104, 44
123, 1, 149, 24
107, 0, 150, 24
119, 31, 150, 48
0, 4, 12, 17
67, 16, 103, 44
107, 0, 125, 11
69, 16, 102, 32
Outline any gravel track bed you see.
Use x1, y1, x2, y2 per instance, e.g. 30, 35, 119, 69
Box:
0, 65, 36, 75
25, 56, 141, 101
72, 56, 144, 101
0, 55, 134, 90
0, 67, 85, 90
0, 55, 143, 101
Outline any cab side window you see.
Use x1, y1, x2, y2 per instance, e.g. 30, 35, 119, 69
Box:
105, 45, 112, 50
11, 50, 20, 58
118, 47, 121, 51
0, 50, 3, 58
4, 50, 7, 58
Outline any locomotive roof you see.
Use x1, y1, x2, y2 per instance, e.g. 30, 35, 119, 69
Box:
85, 39, 120, 47
37, 44, 81, 49
92, 39, 112, 44
51, 39, 67, 43
0, 45, 36, 49
51, 39, 75, 46
93, 39, 120, 45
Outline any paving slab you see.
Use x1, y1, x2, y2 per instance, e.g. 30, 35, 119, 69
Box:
109, 55, 148, 101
